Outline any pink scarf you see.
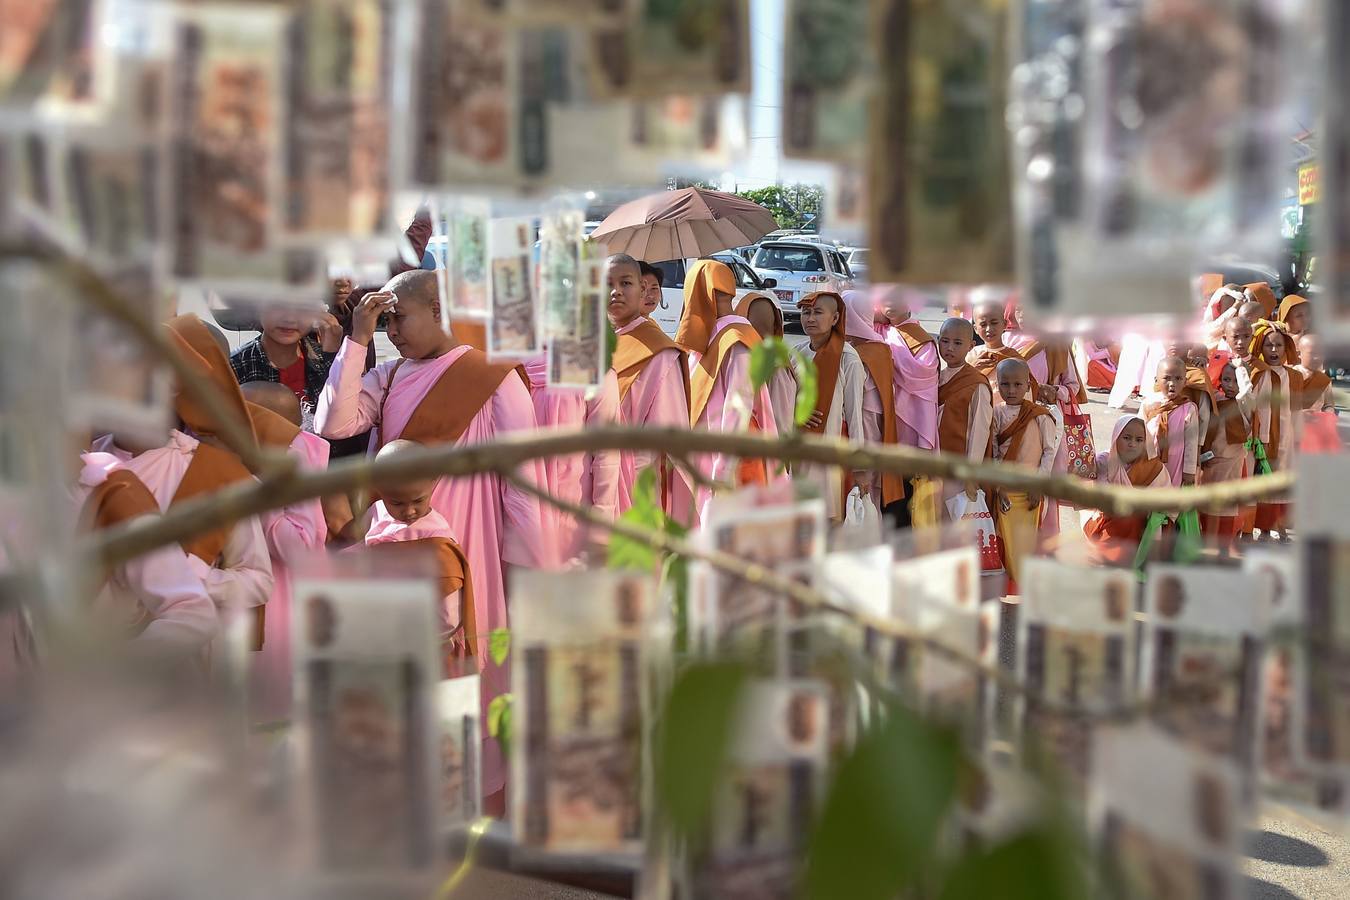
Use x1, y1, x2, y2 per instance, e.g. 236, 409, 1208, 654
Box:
364, 502, 458, 546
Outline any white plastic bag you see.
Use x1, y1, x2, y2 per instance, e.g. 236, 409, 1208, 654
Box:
842, 486, 882, 544
945, 489, 1004, 574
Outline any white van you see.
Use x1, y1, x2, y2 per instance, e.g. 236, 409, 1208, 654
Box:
648, 252, 784, 336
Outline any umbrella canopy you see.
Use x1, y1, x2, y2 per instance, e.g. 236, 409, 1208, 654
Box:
589, 187, 779, 262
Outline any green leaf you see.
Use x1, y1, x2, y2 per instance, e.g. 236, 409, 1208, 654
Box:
803, 706, 960, 900
487, 693, 514, 760
488, 628, 511, 667
791, 346, 819, 428
937, 825, 1086, 900
661, 551, 690, 654
750, 337, 788, 394
656, 662, 750, 838
608, 465, 664, 571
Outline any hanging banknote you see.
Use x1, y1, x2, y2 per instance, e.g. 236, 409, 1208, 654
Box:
540, 211, 605, 388
623, 94, 744, 177
167, 6, 322, 297
487, 216, 539, 357
279, 0, 394, 241
511, 569, 659, 853
432, 196, 491, 320
292, 572, 442, 872
0, 0, 98, 113
437, 675, 482, 828
868, 0, 1014, 286
585, 0, 751, 100
782, 0, 870, 162
457, 0, 634, 27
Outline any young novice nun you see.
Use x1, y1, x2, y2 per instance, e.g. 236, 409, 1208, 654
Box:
675, 259, 778, 515
523, 353, 621, 564
93, 315, 273, 630
1295, 333, 1333, 412
607, 254, 696, 526
1244, 282, 1279, 320
737, 291, 797, 435
1201, 284, 1246, 348
363, 441, 476, 667
967, 299, 1035, 403
990, 357, 1057, 592
797, 291, 869, 523
873, 286, 940, 525
1240, 321, 1301, 541
1276, 293, 1312, 338
240, 382, 331, 723
1198, 363, 1251, 559
315, 269, 550, 807
1083, 415, 1170, 566
841, 291, 906, 520
1142, 357, 1200, 488
936, 318, 993, 517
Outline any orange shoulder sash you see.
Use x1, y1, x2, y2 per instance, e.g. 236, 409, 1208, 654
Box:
395, 348, 529, 447
689, 322, 760, 425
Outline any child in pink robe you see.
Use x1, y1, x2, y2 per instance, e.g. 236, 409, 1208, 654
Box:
1141, 358, 1200, 488
874, 286, 939, 451
524, 356, 621, 563
315, 274, 552, 802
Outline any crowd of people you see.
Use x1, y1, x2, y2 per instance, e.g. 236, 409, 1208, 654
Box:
18, 219, 1332, 814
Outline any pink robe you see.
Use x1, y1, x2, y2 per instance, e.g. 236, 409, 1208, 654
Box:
364, 503, 466, 634
73, 452, 221, 653
1109, 335, 1168, 410
250, 431, 329, 724
690, 315, 780, 517
884, 326, 939, 451
90, 431, 273, 617
614, 317, 697, 526
316, 338, 551, 794
1007, 331, 1084, 536
524, 356, 621, 562
1143, 400, 1199, 487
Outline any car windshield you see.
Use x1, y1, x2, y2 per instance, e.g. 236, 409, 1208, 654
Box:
753, 245, 826, 273
850, 249, 868, 264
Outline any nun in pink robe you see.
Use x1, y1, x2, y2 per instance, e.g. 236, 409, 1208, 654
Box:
872, 287, 939, 452
316, 336, 552, 797
612, 316, 697, 526
250, 431, 329, 725
524, 355, 622, 562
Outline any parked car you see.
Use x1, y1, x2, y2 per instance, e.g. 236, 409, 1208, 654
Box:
647, 252, 780, 336
844, 247, 868, 283
750, 240, 855, 324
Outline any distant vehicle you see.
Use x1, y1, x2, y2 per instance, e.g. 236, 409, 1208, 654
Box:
647, 252, 779, 336
750, 240, 854, 323
1198, 260, 1286, 298
844, 247, 868, 282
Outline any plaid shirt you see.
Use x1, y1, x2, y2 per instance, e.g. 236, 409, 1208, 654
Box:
229, 335, 337, 406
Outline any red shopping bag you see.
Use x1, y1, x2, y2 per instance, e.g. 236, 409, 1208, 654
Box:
1062, 401, 1096, 478
1301, 410, 1343, 455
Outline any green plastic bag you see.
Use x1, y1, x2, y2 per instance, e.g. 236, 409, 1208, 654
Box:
1132, 512, 1169, 580
1245, 436, 1272, 476
1172, 509, 1203, 565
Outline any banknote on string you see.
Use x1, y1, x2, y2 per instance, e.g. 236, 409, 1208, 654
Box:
457, 0, 633, 27
511, 569, 660, 853
432, 196, 491, 320
487, 216, 539, 358
584, 0, 751, 100
1089, 724, 1246, 900
292, 572, 442, 872
782, 0, 870, 162
437, 674, 482, 828
1016, 560, 1137, 786
866, 0, 1014, 286
1140, 565, 1264, 768
279, 0, 393, 241
167, 6, 323, 298
691, 680, 828, 900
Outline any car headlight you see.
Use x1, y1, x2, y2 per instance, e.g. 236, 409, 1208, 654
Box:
803, 274, 828, 283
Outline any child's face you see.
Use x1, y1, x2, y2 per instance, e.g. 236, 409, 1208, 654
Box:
1218, 365, 1238, 400
1116, 420, 1147, 464
640, 273, 661, 315
973, 307, 1006, 347
381, 480, 435, 525
605, 261, 644, 328
938, 323, 973, 367
1284, 304, 1310, 336
1260, 332, 1285, 367
996, 364, 1029, 404
1226, 319, 1253, 359
1157, 359, 1185, 399
1299, 335, 1324, 370
880, 297, 908, 325
260, 305, 311, 348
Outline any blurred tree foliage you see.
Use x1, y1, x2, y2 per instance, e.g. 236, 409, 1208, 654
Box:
736, 184, 825, 230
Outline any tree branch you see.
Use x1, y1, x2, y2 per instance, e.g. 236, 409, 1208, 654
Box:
82, 425, 1294, 569
7, 241, 291, 476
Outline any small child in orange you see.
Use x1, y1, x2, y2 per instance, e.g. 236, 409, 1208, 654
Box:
1198, 363, 1251, 559
988, 357, 1057, 593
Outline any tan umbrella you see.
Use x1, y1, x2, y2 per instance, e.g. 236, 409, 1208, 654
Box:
589, 187, 779, 262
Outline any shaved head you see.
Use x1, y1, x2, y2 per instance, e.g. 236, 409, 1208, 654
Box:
995, 356, 1030, 380
1237, 300, 1265, 324
605, 253, 641, 279
383, 269, 439, 306
241, 380, 301, 427
940, 317, 975, 342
